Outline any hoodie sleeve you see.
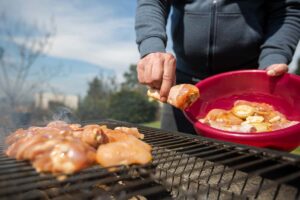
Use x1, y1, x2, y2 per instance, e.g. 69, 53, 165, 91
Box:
259, 0, 300, 69
135, 0, 171, 58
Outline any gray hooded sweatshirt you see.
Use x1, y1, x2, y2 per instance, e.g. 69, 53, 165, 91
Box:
135, 0, 300, 79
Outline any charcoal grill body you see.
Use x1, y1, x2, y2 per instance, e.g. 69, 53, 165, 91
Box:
0, 120, 299, 200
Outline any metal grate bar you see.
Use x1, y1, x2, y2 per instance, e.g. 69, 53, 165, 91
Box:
153, 140, 201, 150
0, 166, 34, 176
145, 135, 178, 143
179, 144, 223, 155
154, 143, 208, 153
245, 163, 289, 176
227, 158, 272, 171
0, 162, 31, 170
218, 153, 258, 165
148, 138, 189, 146
200, 149, 244, 161
0, 170, 39, 181
275, 171, 300, 184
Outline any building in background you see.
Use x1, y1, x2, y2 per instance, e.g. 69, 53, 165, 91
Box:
35, 92, 79, 110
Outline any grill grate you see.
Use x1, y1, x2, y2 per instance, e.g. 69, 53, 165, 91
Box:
0, 119, 300, 200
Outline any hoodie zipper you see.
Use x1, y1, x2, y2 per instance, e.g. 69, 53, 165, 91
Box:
208, 0, 217, 73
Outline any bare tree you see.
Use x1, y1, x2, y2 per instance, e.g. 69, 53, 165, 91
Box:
0, 14, 58, 109
0, 14, 61, 127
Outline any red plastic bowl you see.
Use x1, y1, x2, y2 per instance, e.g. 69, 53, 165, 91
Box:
184, 70, 300, 151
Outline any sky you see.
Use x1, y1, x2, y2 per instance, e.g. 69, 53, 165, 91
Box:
0, 0, 299, 97
0, 0, 148, 97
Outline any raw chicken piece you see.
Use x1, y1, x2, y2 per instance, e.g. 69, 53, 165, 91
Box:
209, 122, 256, 133
245, 116, 264, 123
232, 104, 255, 119
6, 132, 96, 174
47, 120, 72, 130
96, 135, 152, 167
199, 100, 299, 133
234, 100, 274, 116
5, 128, 31, 145
47, 138, 96, 174
102, 129, 151, 152
250, 123, 271, 132
8, 122, 109, 148
6, 134, 49, 159
202, 109, 243, 126
114, 127, 144, 139
147, 84, 200, 110
80, 125, 109, 147
101, 128, 130, 142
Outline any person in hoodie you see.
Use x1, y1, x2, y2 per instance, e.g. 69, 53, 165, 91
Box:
135, 0, 300, 134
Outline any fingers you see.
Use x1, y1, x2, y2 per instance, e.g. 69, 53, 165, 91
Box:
160, 54, 176, 102
136, 53, 176, 101
144, 58, 153, 85
137, 60, 145, 84
137, 53, 164, 88
266, 64, 288, 76
151, 58, 164, 89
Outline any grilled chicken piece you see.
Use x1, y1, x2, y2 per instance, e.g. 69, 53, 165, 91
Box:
47, 120, 72, 129
114, 127, 144, 139
96, 135, 152, 167
6, 133, 96, 174
5, 121, 152, 174
101, 128, 130, 142
80, 125, 109, 147
101, 128, 151, 151
6, 134, 48, 159
6, 121, 75, 146
45, 138, 96, 174
7, 121, 109, 148
147, 84, 200, 110
5, 128, 31, 145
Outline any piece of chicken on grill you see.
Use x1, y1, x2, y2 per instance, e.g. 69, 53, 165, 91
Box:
96, 134, 152, 167
6, 132, 96, 174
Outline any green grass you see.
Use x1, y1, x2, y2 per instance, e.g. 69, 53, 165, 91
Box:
291, 147, 300, 155
140, 121, 160, 128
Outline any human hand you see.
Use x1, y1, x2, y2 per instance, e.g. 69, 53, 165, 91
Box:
137, 52, 176, 102
266, 64, 288, 76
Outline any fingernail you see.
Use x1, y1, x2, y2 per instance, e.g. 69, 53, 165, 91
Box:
267, 69, 276, 76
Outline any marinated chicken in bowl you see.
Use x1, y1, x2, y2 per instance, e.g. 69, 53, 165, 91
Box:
199, 100, 299, 133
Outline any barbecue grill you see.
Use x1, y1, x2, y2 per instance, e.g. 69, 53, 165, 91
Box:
0, 120, 299, 200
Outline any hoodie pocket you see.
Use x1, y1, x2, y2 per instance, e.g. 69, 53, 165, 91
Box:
172, 12, 211, 66
213, 13, 263, 69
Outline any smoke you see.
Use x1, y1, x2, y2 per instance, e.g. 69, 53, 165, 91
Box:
51, 106, 79, 124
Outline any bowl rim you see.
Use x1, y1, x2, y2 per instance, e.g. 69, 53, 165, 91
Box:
195, 69, 300, 89
185, 69, 300, 137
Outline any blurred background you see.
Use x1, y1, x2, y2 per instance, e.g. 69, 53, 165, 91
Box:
0, 0, 299, 132
0, 0, 162, 129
